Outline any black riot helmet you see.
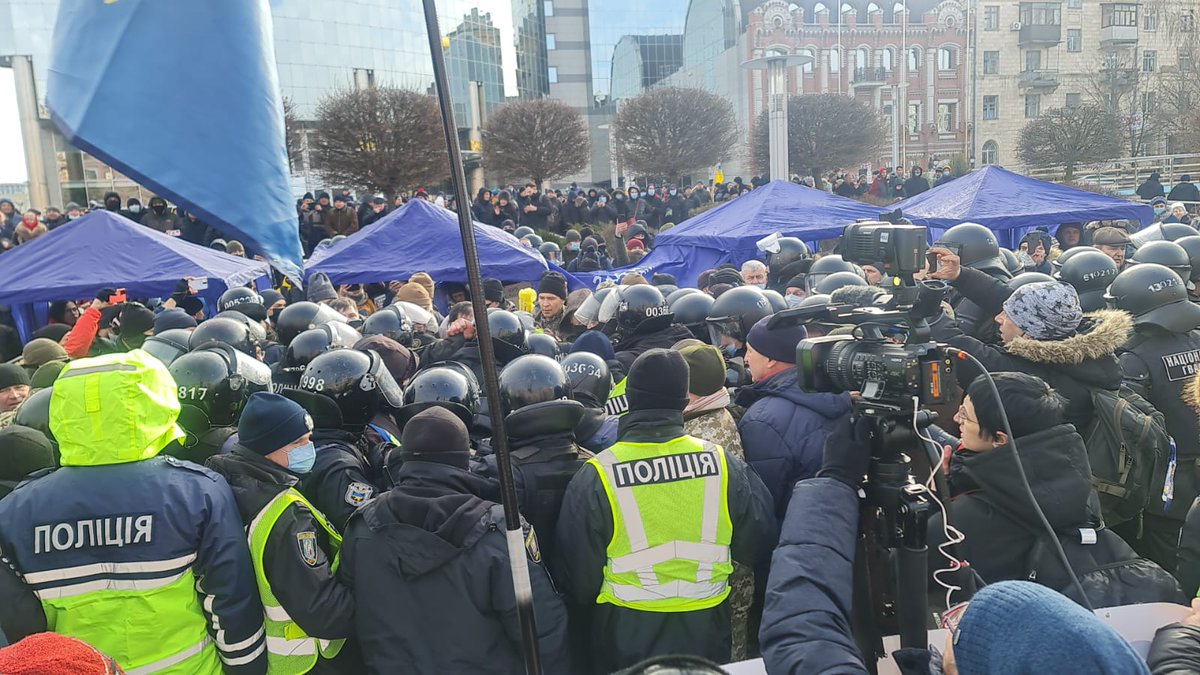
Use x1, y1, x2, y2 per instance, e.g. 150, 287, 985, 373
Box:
616, 285, 673, 338
142, 328, 192, 366
761, 289, 787, 313
286, 323, 356, 370
1000, 248, 1024, 276
487, 309, 529, 363
1173, 236, 1200, 283
13, 387, 55, 446
934, 223, 1008, 278
705, 286, 771, 347
169, 343, 273, 432
362, 306, 415, 348
560, 351, 612, 408
274, 301, 348, 345
1056, 249, 1119, 311
671, 292, 716, 342
804, 255, 861, 293
764, 237, 810, 290
1129, 240, 1195, 291
398, 363, 480, 427
213, 310, 269, 345
666, 287, 701, 305
1007, 272, 1056, 290
514, 226, 535, 239
1050, 246, 1090, 275
526, 234, 544, 249
291, 349, 404, 431
527, 332, 560, 359
189, 317, 258, 357
217, 287, 267, 321
1130, 222, 1200, 248
1105, 264, 1200, 332
538, 241, 561, 261
498, 354, 571, 417
813, 271, 868, 295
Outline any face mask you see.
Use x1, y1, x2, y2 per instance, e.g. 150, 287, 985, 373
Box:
287, 442, 317, 474
152, 205, 166, 215
669, 190, 678, 196
752, 283, 766, 290
128, 205, 141, 213
616, 194, 624, 200
629, 192, 639, 199
1155, 207, 1166, 215
720, 343, 738, 358
568, 242, 580, 251
785, 295, 804, 309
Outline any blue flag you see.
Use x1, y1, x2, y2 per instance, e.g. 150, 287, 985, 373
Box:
46, 0, 303, 281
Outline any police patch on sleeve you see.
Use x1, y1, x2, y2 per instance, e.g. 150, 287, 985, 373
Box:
523, 522, 542, 564
296, 531, 319, 567
344, 482, 374, 507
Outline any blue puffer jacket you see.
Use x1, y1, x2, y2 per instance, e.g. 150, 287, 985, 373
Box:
736, 368, 852, 518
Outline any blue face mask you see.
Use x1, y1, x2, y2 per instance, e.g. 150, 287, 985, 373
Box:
720, 343, 738, 358
785, 294, 805, 308
1154, 207, 1167, 215
287, 442, 316, 474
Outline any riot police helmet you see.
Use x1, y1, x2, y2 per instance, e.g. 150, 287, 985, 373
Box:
616, 285, 673, 337
189, 317, 258, 357
216, 287, 267, 321
705, 286, 772, 347
1056, 249, 1119, 311
804, 255, 861, 293
498, 354, 571, 417
671, 292, 716, 342
291, 349, 404, 431
666, 287, 701, 306
362, 305, 415, 348
933, 223, 1008, 278
1171, 236, 1200, 283
813, 271, 868, 296
487, 309, 529, 363
169, 343, 272, 431
274, 301, 348, 345
560, 351, 611, 408
398, 362, 480, 427
286, 323, 357, 370
514, 226, 535, 240
527, 332, 560, 359
1105, 263, 1200, 332
13, 387, 55, 446
1129, 240, 1195, 291
142, 329, 192, 367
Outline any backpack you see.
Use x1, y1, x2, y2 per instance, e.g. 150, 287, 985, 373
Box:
1082, 385, 1169, 527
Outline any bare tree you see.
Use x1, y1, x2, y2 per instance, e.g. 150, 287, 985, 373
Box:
483, 99, 589, 187
1017, 105, 1123, 180
611, 87, 739, 182
310, 87, 449, 199
752, 95, 884, 185
282, 96, 301, 168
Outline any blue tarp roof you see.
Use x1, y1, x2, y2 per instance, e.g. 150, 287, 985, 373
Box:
0, 210, 269, 306
894, 166, 1153, 247
304, 198, 554, 285
575, 180, 882, 287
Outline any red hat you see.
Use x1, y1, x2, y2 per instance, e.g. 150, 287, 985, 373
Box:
626, 238, 646, 251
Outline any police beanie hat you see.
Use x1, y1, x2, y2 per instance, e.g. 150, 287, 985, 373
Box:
482, 278, 505, 304
537, 272, 569, 301
746, 315, 808, 364
953, 581, 1146, 675
19, 338, 68, 370
0, 425, 55, 481
238, 392, 313, 456
399, 406, 470, 470
118, 303, 157, 337
678, 344, 726, 396
0, 363, 30, 390
626, 348, 689, 412
1002, 281, 1083, 340
260, 289, 285, 309
177, 296, 205, 317
154, 308, 198, 334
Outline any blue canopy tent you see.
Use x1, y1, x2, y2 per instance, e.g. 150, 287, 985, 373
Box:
575, 180, 882, 287
0, 210, 270, 341
893, 166, 1154, 248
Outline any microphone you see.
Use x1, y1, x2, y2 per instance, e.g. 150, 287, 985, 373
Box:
829, 284, 886, 307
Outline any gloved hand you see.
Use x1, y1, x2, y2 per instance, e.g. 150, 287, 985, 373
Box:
816, 415, 873, 490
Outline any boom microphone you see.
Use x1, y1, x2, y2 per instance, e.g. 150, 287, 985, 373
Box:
829, 285, 887, 307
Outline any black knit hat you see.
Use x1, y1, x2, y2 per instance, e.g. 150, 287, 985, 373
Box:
118, 303, 157, 337
482, 278, 505, 304
399, 406, 470, 470
237, 392, 313, 456
0, 425, 55, 482
0, 363, 30, 390
537, 271, 568, 300
626, 348, 689, 412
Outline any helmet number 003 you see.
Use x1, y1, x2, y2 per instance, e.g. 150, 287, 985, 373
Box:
301, 376, 326, 392
179, 386, 208, 400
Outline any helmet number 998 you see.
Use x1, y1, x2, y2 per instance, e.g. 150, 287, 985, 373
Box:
301, 376, 326, 391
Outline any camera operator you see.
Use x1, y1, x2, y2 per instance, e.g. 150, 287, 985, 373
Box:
927, 248, 1129, 432
759, 415, 1152, 675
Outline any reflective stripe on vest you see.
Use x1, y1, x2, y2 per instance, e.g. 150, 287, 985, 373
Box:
606, 377, 629, 416
589, 435, 733, 612
247, 489, 345, 674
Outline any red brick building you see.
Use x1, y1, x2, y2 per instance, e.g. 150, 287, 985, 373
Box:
745, 0, 970, 173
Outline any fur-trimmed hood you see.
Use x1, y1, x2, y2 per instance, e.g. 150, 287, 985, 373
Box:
1004, 310, 1132, 365
1185, 371, 1200, 413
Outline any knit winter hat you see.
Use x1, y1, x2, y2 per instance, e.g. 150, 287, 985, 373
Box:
399, 406, 470, 470
395, 282, 433, 312
537, 272, 568, 301
571, 330, 615, 361
482, 278, 505, 304
0, 425, 56, 482
678, 344, 726, 396
237, 392, 313, 456
626, 348, 689, 412
355, 335, 417, 384
1002, 281, 1083, 340
118, 303, 157, 337
153, 308, 198, 334
409, 272, 436, 298
0, 363, 31, 390
745, 315, 807, 364
953, 581, 1148, 675
18, 338, 68, 370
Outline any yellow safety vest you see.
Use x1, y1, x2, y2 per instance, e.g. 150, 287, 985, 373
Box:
606, 377, 629, 417
588, 435, 733, 612
247, 489, 345, 674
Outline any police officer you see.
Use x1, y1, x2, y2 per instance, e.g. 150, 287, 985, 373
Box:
1055, 248, 1119, 312
275, 301, 350, 346
554, 349, 777, 672
190, 316, 264, 360
671, 292, 716, 343
479, 355, 592, 559
932, 222, 1013, 339
338, 407, 570, 674
362, 304, 465, 364
287, 349, 401, 529
272, 324, 360, 396
206, 393, 358, 674
606, 285, 694, 372
763, 236, 810, 293
801, 255, 863, 294
167, 344, 273, 463
705, 286, 772, 387
391, 362, 485, 481
562, 351, 618, 453
1107, 263, 1200, 570
450, 308, 528, 386
0, 351, 266, 673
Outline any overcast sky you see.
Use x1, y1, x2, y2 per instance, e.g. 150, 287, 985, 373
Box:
0, 69, 28, 183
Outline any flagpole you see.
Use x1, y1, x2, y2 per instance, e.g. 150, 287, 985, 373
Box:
419, 1, 543, 673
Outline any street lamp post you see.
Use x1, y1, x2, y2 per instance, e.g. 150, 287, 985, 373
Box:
743, 51, 813, 181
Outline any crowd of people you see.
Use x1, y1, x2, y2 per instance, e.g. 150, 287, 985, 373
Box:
8, 183, 1200, 673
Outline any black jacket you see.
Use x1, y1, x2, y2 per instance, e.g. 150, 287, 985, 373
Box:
1168, 182, 1200, 203
1148, 623, 1200, 674
517, 193, 552, 229
902, 171, 930, 197
298, 430, 378, 531
205, 449, 355, 641
1178, 496, 1200, 596
337, 461, 570, 674
1139, 178, 1167, 200
613, 324, 697, 373
552, 409, 777, 673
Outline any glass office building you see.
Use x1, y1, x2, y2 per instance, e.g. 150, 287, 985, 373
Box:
1, 0, 547, 207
